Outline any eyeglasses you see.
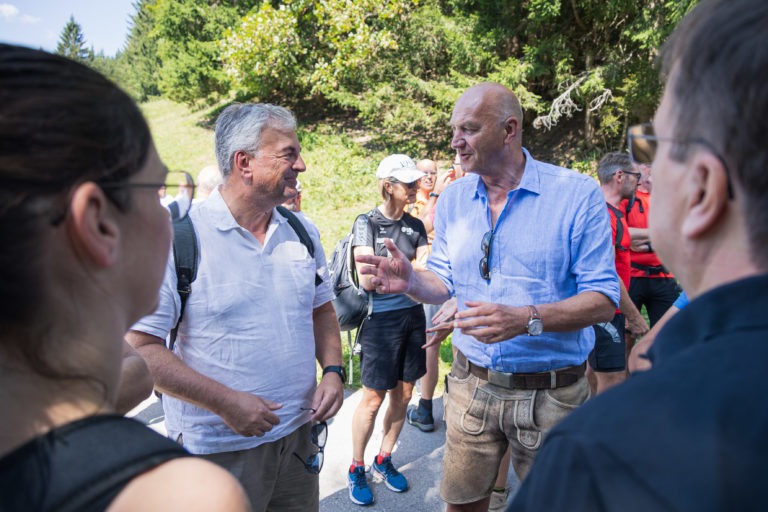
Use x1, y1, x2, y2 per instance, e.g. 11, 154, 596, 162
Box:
479, 229, 494, 281
293, 421, 327, 474
390, 179, 420, 189
622, 170, 641, 180
627, 123, 733, 199
100, 170, 196, 221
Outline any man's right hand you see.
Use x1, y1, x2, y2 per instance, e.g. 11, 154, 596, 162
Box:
218, 390, 282, 438
434, 168, 455, 195
356, 238, 413, 295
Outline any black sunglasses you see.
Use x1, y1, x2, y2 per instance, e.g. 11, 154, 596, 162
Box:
622, 170, 641, 180
293, 421, 327, 474
627, 123, 733, 199
479, 229, 494, 281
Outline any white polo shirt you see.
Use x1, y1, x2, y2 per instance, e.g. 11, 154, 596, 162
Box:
132, 188, 333, 454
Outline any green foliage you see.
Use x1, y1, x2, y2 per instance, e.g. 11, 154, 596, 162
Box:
56, 16, 93, 63
151, 0, 259, 104
121, 0, 162, 100
221, 0, 415, 100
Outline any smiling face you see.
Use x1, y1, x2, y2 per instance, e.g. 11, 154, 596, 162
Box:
248, 128, 306, 205
417, 160, 437, 192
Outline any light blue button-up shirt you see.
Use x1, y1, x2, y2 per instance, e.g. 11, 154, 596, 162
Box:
427, 148, 619, 372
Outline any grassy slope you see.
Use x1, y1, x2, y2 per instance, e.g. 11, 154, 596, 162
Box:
143, 98, 453, 392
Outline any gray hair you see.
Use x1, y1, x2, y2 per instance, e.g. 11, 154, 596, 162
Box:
214, 103, 297, 178
597, 152, 632, 186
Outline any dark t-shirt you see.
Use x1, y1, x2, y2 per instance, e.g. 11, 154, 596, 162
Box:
352, 207, 427, 312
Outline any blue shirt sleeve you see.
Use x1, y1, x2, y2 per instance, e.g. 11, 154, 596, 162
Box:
673, 290, 689, 309
568, 181, 621, 308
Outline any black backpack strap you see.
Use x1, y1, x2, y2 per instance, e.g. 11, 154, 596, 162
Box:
170, 215, 198, 352
606, 204, 625, 249
48, 416, 189, 512
276, 206, 322, 286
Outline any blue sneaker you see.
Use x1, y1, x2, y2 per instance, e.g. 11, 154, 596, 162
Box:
347, 466, 374, 505
407, 405, 435, 432
371, 455, 408, 492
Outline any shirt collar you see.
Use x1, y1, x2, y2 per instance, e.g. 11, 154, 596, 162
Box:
650, 273, 768, 364
472, 147, 541, 201
201, 186, 287, 232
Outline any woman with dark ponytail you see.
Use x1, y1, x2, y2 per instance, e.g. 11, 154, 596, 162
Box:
0, 44, 250, 512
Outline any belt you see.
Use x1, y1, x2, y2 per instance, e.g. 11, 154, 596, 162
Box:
631, 262, 669, 276
456, 351, 585, 390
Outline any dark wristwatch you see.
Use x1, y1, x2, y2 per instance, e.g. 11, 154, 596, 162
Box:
429, 192, 439, 198
323, 365, 346, 383
525, 305, 543, 336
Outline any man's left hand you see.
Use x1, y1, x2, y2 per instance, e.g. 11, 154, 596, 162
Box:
310, 373, 344, 422
454, 301, 527, 344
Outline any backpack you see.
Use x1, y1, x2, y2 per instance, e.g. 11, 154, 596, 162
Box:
606, 203, 625, 251
328, 214, 373, 331
168, 205, 320, 351
0, 415, 188, 512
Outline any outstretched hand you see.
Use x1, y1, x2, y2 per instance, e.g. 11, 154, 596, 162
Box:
355, 238, 413, 295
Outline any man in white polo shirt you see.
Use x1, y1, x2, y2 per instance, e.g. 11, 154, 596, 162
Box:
127, 103, 344, 512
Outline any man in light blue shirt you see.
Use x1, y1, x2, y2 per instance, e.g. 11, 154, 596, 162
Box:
357, 82, 619, 512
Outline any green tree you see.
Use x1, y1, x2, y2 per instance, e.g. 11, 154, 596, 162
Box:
56, 16, 93, 63
152, 0, 259, 104
120, 0, 162, 100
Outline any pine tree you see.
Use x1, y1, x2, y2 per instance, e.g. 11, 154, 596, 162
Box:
56, 16, 93, 62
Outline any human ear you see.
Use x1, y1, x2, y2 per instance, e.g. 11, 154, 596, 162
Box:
68, 182, 120, 267
503, 116, 520, 144
680, 151, 729, 238
233, 150, 253, 179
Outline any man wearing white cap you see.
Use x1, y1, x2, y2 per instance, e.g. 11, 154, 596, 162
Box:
346, 154, 430, 506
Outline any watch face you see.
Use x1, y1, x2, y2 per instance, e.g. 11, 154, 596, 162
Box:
527, 319, 544, 336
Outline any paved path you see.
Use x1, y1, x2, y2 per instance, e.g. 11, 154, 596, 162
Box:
129, 388, 519, 511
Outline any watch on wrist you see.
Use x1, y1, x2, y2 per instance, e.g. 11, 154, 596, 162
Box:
525, 305, 543, 336
323, 365, 346, 382
429, 192, 439, 198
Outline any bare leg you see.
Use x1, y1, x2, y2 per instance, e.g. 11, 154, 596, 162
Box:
352, 386, 386, 461
593, 371, 626, 395
381, 381, 414, 453
420, 336, 441, 400
446, 498, 491, 512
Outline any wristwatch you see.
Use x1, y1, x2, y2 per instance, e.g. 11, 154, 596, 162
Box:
323, 365, 346, 382
429, 192, 439, 198
525, 305, 543, 336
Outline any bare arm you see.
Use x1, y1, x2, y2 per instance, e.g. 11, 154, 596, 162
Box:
310, 301, 344, 422
619, 280, 649, 337
628, 304, 680, 373
125, 330, 281, 438
356, 238, 450, 304
115, 340, 154, 415
452, 291, 615, 344
109, 457, 251, 512
412, 244, 430, 271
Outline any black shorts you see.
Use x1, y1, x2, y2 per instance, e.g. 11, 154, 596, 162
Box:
629, 277, 681, 327
588, 313, 626, 372
358, 305, 427, 390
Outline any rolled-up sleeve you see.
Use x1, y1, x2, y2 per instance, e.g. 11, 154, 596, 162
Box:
569, 183, 620, 308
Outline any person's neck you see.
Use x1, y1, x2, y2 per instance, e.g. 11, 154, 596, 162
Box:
220, 184, 275, 242
481, 148, 526, 201
602, 185, 626, 209
676, 214, 763, 300
378, 200, 405, 220
0, 363, 112, 456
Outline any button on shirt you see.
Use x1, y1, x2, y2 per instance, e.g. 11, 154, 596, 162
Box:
427, 148, 619, 373
132, 188, 333, 454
